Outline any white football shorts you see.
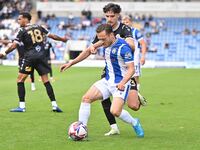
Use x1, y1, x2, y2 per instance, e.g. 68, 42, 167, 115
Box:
93, 78, 131, 101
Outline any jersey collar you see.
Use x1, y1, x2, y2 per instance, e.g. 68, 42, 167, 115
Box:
113, 21, 120, 31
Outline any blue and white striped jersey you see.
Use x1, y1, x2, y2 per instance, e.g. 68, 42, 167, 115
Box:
103, 38, 134, 84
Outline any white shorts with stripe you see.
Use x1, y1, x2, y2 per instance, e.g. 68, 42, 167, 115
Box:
93, 78, 131, 101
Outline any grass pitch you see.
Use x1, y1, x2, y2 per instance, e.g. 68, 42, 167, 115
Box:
0, 66, 200, 150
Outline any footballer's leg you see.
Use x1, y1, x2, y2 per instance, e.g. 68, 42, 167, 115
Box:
79, 85, 103, 126
10, 73, 28, 112
49, 62, 54, 82
128, 77, 140, 111
37, 58, 62, 112
101, 68, 120, 136
134, 63, 141, 91
111, 84, 144, 137
10, 58, 31, 112
30, 69, 36, 91
130, 77, 147, 107
41, 74, 62, 112
126, 94, 145, 138
134, 64, 147, 106
111, 97, 144, 138
134, 76, 140, 91
127, 89, 140, 111
102, 98, 120, 136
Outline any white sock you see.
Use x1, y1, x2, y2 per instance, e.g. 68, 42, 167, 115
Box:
137, 84, 140, 91
51, 101, 58, 107
118, 109, 137, 126
110, 124, 119, 130
79, 102, 91, 126
19, 102, 25, 109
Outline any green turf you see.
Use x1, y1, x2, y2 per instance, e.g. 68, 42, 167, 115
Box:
0, 66, 200, 150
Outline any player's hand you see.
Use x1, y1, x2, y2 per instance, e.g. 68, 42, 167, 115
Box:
89, 45, 97, 54
60, 62, 73, 72
116, 82, 125, 91
140, 56, 145, 65
62, 37, 68, 42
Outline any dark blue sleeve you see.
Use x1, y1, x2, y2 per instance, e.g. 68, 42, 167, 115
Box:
120, 44, 134, 63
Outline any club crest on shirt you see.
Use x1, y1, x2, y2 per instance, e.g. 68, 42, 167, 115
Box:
35, 45, 41, 52
112, 48, 117, 54
125, 52, 132, 59
116, 34, 121, 38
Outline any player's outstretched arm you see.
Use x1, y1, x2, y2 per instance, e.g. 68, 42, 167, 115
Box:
60, 40, 104, 72
0, 42, 17, 58
48, 34, 68, 42
60, 47, 92, 72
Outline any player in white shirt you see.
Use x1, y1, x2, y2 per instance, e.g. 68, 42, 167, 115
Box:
60, 24, 144, 138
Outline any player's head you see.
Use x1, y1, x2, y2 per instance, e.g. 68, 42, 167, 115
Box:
103, 3, 121, 28
122, 15, 132, 27
18, 12, 32, 27
96, 24, 115, 48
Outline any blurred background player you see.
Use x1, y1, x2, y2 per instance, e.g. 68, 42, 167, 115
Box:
122, 15, 147, 91
0, 39, 36, 91
0, 12, 67, 112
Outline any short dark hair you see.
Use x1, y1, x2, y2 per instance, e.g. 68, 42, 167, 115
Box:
96, 24, 113, 34
103, 3, 121, 14
20, 12, 32, 21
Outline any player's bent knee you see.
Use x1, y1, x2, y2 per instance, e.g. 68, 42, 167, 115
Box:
17, 75, 27, 82
110, 109, 120, 117
128, 103, 140, 111
82, 95, 91, 103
